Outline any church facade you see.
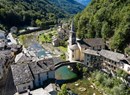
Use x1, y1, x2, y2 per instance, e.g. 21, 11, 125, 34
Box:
66, 21, 105, 62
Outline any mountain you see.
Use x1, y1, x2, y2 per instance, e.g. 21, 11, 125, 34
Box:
75, 0, 91, 6
49, 0, 85, 14
0, 0, 84, 30
74, 0, 130, 52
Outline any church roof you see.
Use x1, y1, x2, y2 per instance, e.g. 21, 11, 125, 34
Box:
83, 38, 105, 47
77, 39, 90, 48
69, 44, 79, 50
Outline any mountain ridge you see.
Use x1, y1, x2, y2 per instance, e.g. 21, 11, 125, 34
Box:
0, 0, 84, 30
74, 0, 130, 52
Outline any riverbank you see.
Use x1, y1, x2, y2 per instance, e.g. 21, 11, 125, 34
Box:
66, 78, 102, 95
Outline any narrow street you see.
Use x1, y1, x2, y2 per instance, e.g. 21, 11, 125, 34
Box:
1, 68, 16, 95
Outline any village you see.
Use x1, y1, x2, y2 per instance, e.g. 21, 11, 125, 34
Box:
0, 21, 130, 95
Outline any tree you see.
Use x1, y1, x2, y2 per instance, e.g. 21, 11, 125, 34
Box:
35, 19, 42, 27
58, 84, 67, 95
95, 72, 104, 83
105, 78, 114, 88
101, 21, 110, 40
116, 69, 128, 79
125, 47, 130, 55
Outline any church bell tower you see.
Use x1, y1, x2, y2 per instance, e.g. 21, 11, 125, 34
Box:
69, 20, 76, 46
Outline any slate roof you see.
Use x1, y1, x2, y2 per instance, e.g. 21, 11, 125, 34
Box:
77, 39, 90, 48
0, 50, 13, 66
15, 53, 32, 63
11, 64, 33, 85
84, 49, 100, 56
29, 62, 49, 75
0, 41, 5, 48
0, 50, 12, 56
52, 57, 62, 64
42, 58, 54, 67
37, 58, 55, 70
0, 55, 6, 66
99, 50, 125, 62
83, 38, 105, 47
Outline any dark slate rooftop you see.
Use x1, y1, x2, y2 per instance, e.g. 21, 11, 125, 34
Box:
77, 39, 90, 48
83, 38, 105, 47
0, 55, 6, 65
84, 49, 100, 56
28, 62, 49, 75
43, 58, 54, 67
11, 64, 33, 85
37, 58, 55, 70
15, 53, 32, 63
99, 50, 125, 62
0, 41, 6, 48
0, 50, 12, 57
53, 57, 62, 64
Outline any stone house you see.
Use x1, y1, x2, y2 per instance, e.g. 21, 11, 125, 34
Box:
28, 62, 49, 88
84, 49, 130, 75
57, 26, 69, 39
11, 58, 55, 93
11, 64, 34, 93
99, 50, 130, 74
52, 36, 60, 47
84, 49, 101, 68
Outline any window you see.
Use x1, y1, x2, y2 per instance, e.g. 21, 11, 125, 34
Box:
127, 67, 130, 71
23, 86, 26, 90
28, 86, 31, 89
72, 54, 74, 58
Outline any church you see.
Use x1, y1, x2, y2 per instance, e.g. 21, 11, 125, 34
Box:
66, 21, 105, 62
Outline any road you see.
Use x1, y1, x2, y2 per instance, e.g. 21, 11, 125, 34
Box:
1, 68, 16, 95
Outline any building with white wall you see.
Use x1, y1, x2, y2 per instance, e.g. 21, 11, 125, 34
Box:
84, 49, 130, 75
67, 21, 105, 62
11, 58, 55, 93
11, 64, 34, 93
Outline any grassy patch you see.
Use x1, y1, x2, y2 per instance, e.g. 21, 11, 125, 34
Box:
58, 46, 67, 53
38, 29, 57, 43
66, 78, 102, 95
39, 33, 52, 43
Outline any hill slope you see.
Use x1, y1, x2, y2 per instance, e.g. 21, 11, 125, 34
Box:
49, 0, 85, 14
0, 0, 84, 29
75, 0, 91, 6
74, 0, 130, 52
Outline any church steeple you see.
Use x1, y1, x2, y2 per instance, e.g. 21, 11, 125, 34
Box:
69, 20, 76, 45
71, 20, 74, 32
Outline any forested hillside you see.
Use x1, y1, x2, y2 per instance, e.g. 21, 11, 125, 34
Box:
0, 0, 84, 30
74, 0, 130, 53
49, 0, 85, 14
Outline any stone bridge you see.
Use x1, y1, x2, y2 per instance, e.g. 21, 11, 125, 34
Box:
53, 61, 85, 70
